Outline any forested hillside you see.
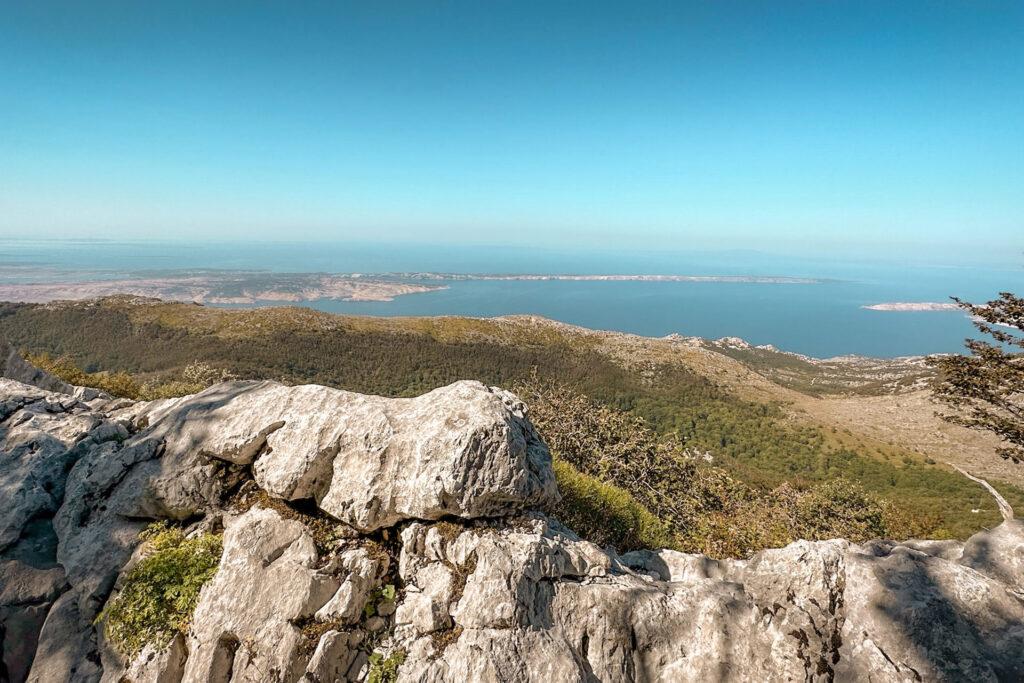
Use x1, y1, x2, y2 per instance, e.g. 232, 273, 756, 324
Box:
2, 296, 1020, 539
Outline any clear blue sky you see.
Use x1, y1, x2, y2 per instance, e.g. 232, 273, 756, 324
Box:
1, 1, 1022, 257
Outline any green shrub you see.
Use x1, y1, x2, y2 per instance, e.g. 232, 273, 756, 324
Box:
368, 651, 405, 683
515, 377, 738, 533
98, 523, 223, 655
519, 378, 936, 557
363, 583, 397, 619
24, 352, 227, 400
689, 479, 937, 557
553, 459, 677, 553
26, 351, 141, 398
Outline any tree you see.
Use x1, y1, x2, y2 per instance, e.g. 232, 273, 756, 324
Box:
928, 292, 1024, 464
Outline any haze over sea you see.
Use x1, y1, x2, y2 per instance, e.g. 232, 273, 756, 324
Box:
3, 239, 1021, 359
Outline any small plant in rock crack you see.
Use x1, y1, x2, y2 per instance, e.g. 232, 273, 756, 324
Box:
96, 522, 223, 655
364, 583, 397, 619
367, 651, 406, 683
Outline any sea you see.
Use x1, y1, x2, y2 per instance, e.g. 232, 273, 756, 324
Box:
2, 239, 1022, 359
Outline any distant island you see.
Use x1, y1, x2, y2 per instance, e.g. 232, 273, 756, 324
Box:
0, 270, 825, 304
863, 302, 960, 311
0, 272, 446, 305
405, 273, 824, 283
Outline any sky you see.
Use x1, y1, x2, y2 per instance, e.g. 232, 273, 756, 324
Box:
1, 1, 1022, 258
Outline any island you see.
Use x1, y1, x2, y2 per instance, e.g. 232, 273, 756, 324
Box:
863, 302, 960, 311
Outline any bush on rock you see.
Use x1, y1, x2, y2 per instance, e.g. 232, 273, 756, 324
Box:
98, 522, 223, 655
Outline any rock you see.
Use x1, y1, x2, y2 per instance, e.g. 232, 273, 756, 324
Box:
0, 603, 51, 683
836, 539, 1024, 681
0, 380, 103, 551
0, 555, 67, 683
304, 630, 358, 682
315, 547, 389, 624
346, 651, 369, 681
960, 518, 1024, 590
178, 507, 340, 682
0, 340, 73, 395
25, 591, 101, 683
133, 379, 558, 531
395, 562, 457, 634
0, 380, 127, 681
396, 592, 450, 634
113, 633, 187, 683
4, 370, 1024, 682
395, 515, 1024, 682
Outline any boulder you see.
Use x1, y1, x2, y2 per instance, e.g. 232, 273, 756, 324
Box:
133, 379, 559, 530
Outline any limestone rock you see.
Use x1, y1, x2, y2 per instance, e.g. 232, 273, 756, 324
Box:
395, 514, 1024, 683
179, 507, 340, 682
0, 559, 68, 683
0, 340, 73, 395
133, 379, 559, 531
4, 371, 1024, 683
304, 630, 360, 682
25, 591, 101, 683
112, 634, 187, 683
315, 547, 389, 624
0, 380, 102, 551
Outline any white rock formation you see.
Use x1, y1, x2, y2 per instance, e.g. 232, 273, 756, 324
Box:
133, 379, 558, 531
1, 371, 1023, 683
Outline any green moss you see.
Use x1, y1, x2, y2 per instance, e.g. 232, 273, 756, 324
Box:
97, 523, 223, 655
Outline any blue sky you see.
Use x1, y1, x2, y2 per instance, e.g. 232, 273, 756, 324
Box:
1, 1, 1022, 257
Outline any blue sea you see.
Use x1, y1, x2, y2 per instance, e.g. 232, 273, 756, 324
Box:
2, 239, 1022, 359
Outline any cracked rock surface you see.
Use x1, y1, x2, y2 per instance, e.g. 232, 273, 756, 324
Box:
1, 372, 1023, 682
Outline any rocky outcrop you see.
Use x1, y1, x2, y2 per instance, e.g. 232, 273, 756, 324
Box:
394, 517, 1024, 682
133, 380, 557, 531
0, 340, 73, 396
2, 374, 1023, 682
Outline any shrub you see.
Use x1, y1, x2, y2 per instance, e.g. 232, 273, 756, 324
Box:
689, 479, 936, 558
23, 352, 228, 400
26, 351, 141, 398
518, 378, 935, 557
553, 459, 677, 553
514, 377, 740, 535
368, 651, 405, 683
792, 479, 916, 541
98, 522, 223, 655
